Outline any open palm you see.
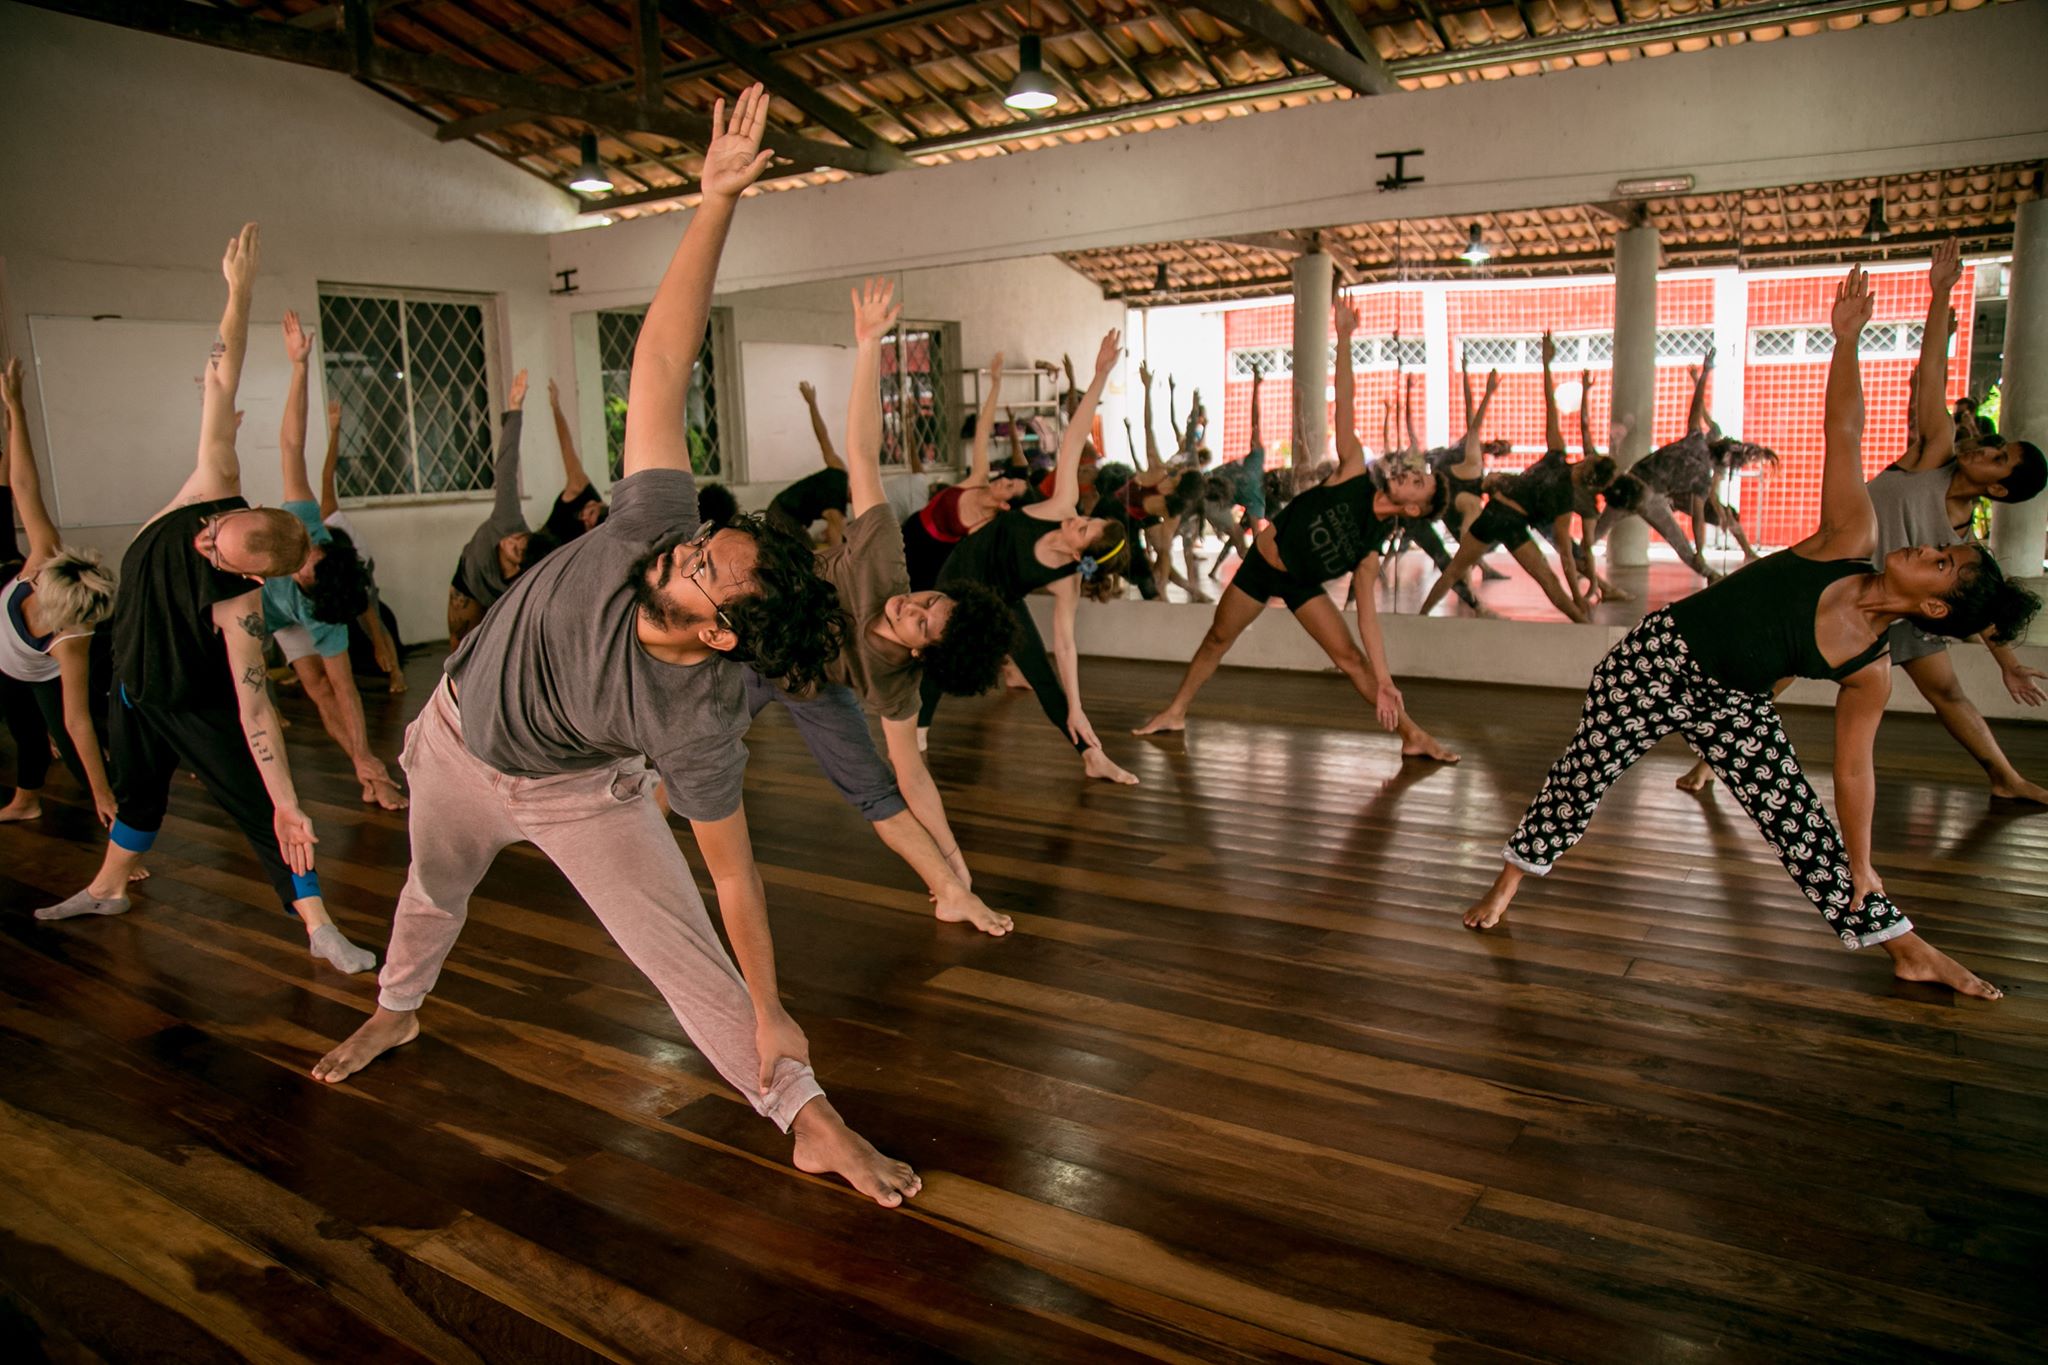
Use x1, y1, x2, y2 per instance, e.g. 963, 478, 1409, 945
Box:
702, 84, 775, 199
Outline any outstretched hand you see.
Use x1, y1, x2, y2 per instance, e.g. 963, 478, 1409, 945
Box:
273, 804, 318, 877
797, 380, 817, 403
506, 369, 529, 410
1540, 330, 1556, 365
1335, 297, 1358, 338
2, 356, 21, 407
754, 1008, 811, 1095
282, 310, 312, 365
1929, 237, 1963, 300
1485, 368, 1500, 396
702, 84, 776, 200
1832, 265, 1874, 339
326, 398, 342, 429
850, 276, 901, 346
1093, 328, 1122, 380
222, 223, 261, 294
1137, 359, 1153, 389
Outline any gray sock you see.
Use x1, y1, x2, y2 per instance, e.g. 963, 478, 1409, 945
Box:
36, 889, 131, 921
308, 924, 377, 975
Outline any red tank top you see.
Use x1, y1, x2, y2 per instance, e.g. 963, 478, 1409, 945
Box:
918, 484, 971, 543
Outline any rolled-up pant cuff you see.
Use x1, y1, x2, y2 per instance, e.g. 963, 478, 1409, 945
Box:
1847, 917, 1914, 951
1503, 846, 1552, 876
761, 1059, 827, 1133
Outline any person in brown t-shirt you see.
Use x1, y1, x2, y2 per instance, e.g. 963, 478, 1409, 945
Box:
741, 279, 1015, 934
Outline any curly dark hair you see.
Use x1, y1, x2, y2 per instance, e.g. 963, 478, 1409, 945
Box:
1917, 544, 2042, 645
516, 527, 563, 577
307, 528, 372, 624
716, 513, 848, 693
1580, 455, 1618, 492
1601, 471, 1648, 513
698, 482, 740, 527
919, 583, 1013, 697
1995, 440, 2046, 505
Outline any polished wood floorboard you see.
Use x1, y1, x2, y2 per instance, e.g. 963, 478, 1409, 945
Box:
2, 650, 2046, 1364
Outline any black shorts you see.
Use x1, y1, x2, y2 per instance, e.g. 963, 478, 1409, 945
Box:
1467, 501, 1534, 551
1228, 549, 1327, 613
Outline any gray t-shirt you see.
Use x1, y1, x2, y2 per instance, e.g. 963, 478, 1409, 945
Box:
445, 467, 747, 823
1870, 460, 1966, 660
455, 409, 529, 609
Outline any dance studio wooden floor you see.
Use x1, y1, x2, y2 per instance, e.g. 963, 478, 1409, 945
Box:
3, 651, 2046, 1363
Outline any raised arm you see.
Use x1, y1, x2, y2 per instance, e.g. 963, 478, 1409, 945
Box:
1902, 239, 1963, 472
1578, 369, 1599, 459
173, 223, 261, 507
1685, 347, 1715, 437
1333, 298, 1366, 477
1049, 329, 1119, 513
967, 352, 1003, 487
279, 311, 316, 504
1541, 330, 1563, 453
1138, 360, 1162, 472
1451, 367, 1499, 479
548, 378, 592, 498
488, 371, 529, 527
1004, 406, 1024, 469
318, 400, 343, 518
1167, 376, 1181, 455
1403, 373, 1422, 456
621, 85, 772, 479
1805, 266, 1878, 556
843, 277, 902, 519
2, 357, 62, 567
799, 380, 844, 471
1247, 361, 1265, 452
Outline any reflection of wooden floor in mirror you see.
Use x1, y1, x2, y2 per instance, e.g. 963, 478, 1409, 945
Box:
1171, 535, 1756, 625
4, 648, 2043, 1362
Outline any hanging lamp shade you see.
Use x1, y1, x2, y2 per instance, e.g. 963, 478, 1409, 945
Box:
569, 132, 613, 194
1863, 195, 1889, 242
1005, 34, 1060, 111
1458, 223, 1491, 264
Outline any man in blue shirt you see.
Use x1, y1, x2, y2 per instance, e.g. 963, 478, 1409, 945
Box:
266, 312, 404, 809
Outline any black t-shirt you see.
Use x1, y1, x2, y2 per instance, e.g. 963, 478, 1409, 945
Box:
111, 497, 256, 710
1500, 451, 1576, 526
770, 468, 851, 526
1271, 477, 1392, 583
938, 509, 1075, 603
543, 483, 603, 544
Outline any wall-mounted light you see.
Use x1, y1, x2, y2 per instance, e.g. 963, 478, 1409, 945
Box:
569, 132, 613, 194
1864, 194, 1889, 242
1005, 34, 1060, 111
1458, 223, 1491, 264
1613, 174, 1693, 199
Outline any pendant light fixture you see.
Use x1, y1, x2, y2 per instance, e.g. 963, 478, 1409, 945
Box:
1863, 193, 1889, 243
1005, 6, 1059, 112
569, 132, 613, 194
1458, 223, 1491, 265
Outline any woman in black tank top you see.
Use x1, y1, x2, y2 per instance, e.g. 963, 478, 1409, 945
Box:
918, 330, 1145, 787
1133, 298, 1458, 762
1463, 269, 2034, 1001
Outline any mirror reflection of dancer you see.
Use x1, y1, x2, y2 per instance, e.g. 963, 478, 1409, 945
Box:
920, 329, 1141, 785
313, 89, 922, 1208
1464, 267, 2037, 1001
749, 277, 1017, 935
38, 224, 377, 976
769, 381, 853, 545
447, 370, 559, 650
1399, 352, 1502, 613
1418, 332, 1613, 623
1677, 241, 2048, 804
317, 400, 407, 695
0, 357, 121, 832
1591, 350, 1736, 580
900, 353, 1029, 592
1134, 298, 1458, 762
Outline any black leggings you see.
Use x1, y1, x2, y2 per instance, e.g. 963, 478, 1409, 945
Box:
917, 598, 1085, 751
1, 673, 88, 792
110, 694, 314, 914
902, 514, 957, 593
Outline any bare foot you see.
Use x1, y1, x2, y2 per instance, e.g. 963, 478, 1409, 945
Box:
0, 794, 43, 823
1401, 731, 1461, 764
999, 660, 1032, 692
1883, 931, 2002, 1000
934, 887, 1012, 936
360, 774, 409, 811
1677, 761, 1715, 793
1082, 748, 1140, 785
1602, 585, 1635, 603
311, 1006, 420, 1082
1988, 777, 2048, 808
1463, 890, 1512, 929
1132, 710, 1186, 736
791, 1098, 921, 1209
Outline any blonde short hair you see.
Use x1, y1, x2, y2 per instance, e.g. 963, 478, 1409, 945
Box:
35, 548, 118, 633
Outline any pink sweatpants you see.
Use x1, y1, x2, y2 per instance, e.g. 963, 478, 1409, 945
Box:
378, 681, 824, 1132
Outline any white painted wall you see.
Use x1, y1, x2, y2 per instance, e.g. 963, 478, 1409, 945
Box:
548, 4, 2048, 297
0, 5, 576, 644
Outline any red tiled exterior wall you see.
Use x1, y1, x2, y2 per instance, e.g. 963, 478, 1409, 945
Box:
1214, 267, 1973, 549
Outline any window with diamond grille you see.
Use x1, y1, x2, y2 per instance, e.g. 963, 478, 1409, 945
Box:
1752, 328, 1800, 360
1461, 336, 1521, 367
319, 287, 498, 499
1231, 346, 1289, 377
1655, 328, 1715, 362
880, 323, 954, 470
597, 306, 724, 481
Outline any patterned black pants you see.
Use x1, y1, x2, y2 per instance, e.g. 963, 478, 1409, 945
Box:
1505, 609, 1911, 949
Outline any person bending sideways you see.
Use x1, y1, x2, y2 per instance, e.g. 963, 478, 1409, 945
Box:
1676, 241, 2048, 805
446, 370, 559, 650
1134, 297, 1458, 762
768, 382, 853, 545
1464, 267, 2036, 1001
316, 401, 408, 694
0, 357, 121, 831
540, 377, 608, 542
39, 223, 377, 976
900, 353, 1030, 591
747, 278, 1017, 935
311, 89, 920, 1209
265, 311, 405, 810
920, 328, 1140, 786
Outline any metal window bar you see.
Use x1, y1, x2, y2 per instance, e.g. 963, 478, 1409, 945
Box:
597, 306, 723, 482
318, 286, 496, 499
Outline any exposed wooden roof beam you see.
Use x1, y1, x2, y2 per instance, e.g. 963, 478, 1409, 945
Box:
1185, 0, 1398, 96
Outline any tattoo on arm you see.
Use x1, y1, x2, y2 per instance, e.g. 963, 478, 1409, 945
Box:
246, 726, 276, 765
241, 663, 266, 690
208, 335, 226, 372
237, 613, 264, 638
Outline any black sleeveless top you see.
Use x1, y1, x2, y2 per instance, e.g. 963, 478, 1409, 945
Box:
111, 497, 255, 710
1668, 550, 1891, 693
1271, 477, 1393, 583
937, 509, 1077, 603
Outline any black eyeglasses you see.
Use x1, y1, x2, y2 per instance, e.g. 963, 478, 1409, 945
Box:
676, 523, 734, 633
199, 508, 263, 575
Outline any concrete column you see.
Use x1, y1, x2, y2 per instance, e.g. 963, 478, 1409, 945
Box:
1992, 196, 2048, 584
1422, 280, 1451, 450
1291, 251, 1333, 482
1608, 224, 1661, 566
